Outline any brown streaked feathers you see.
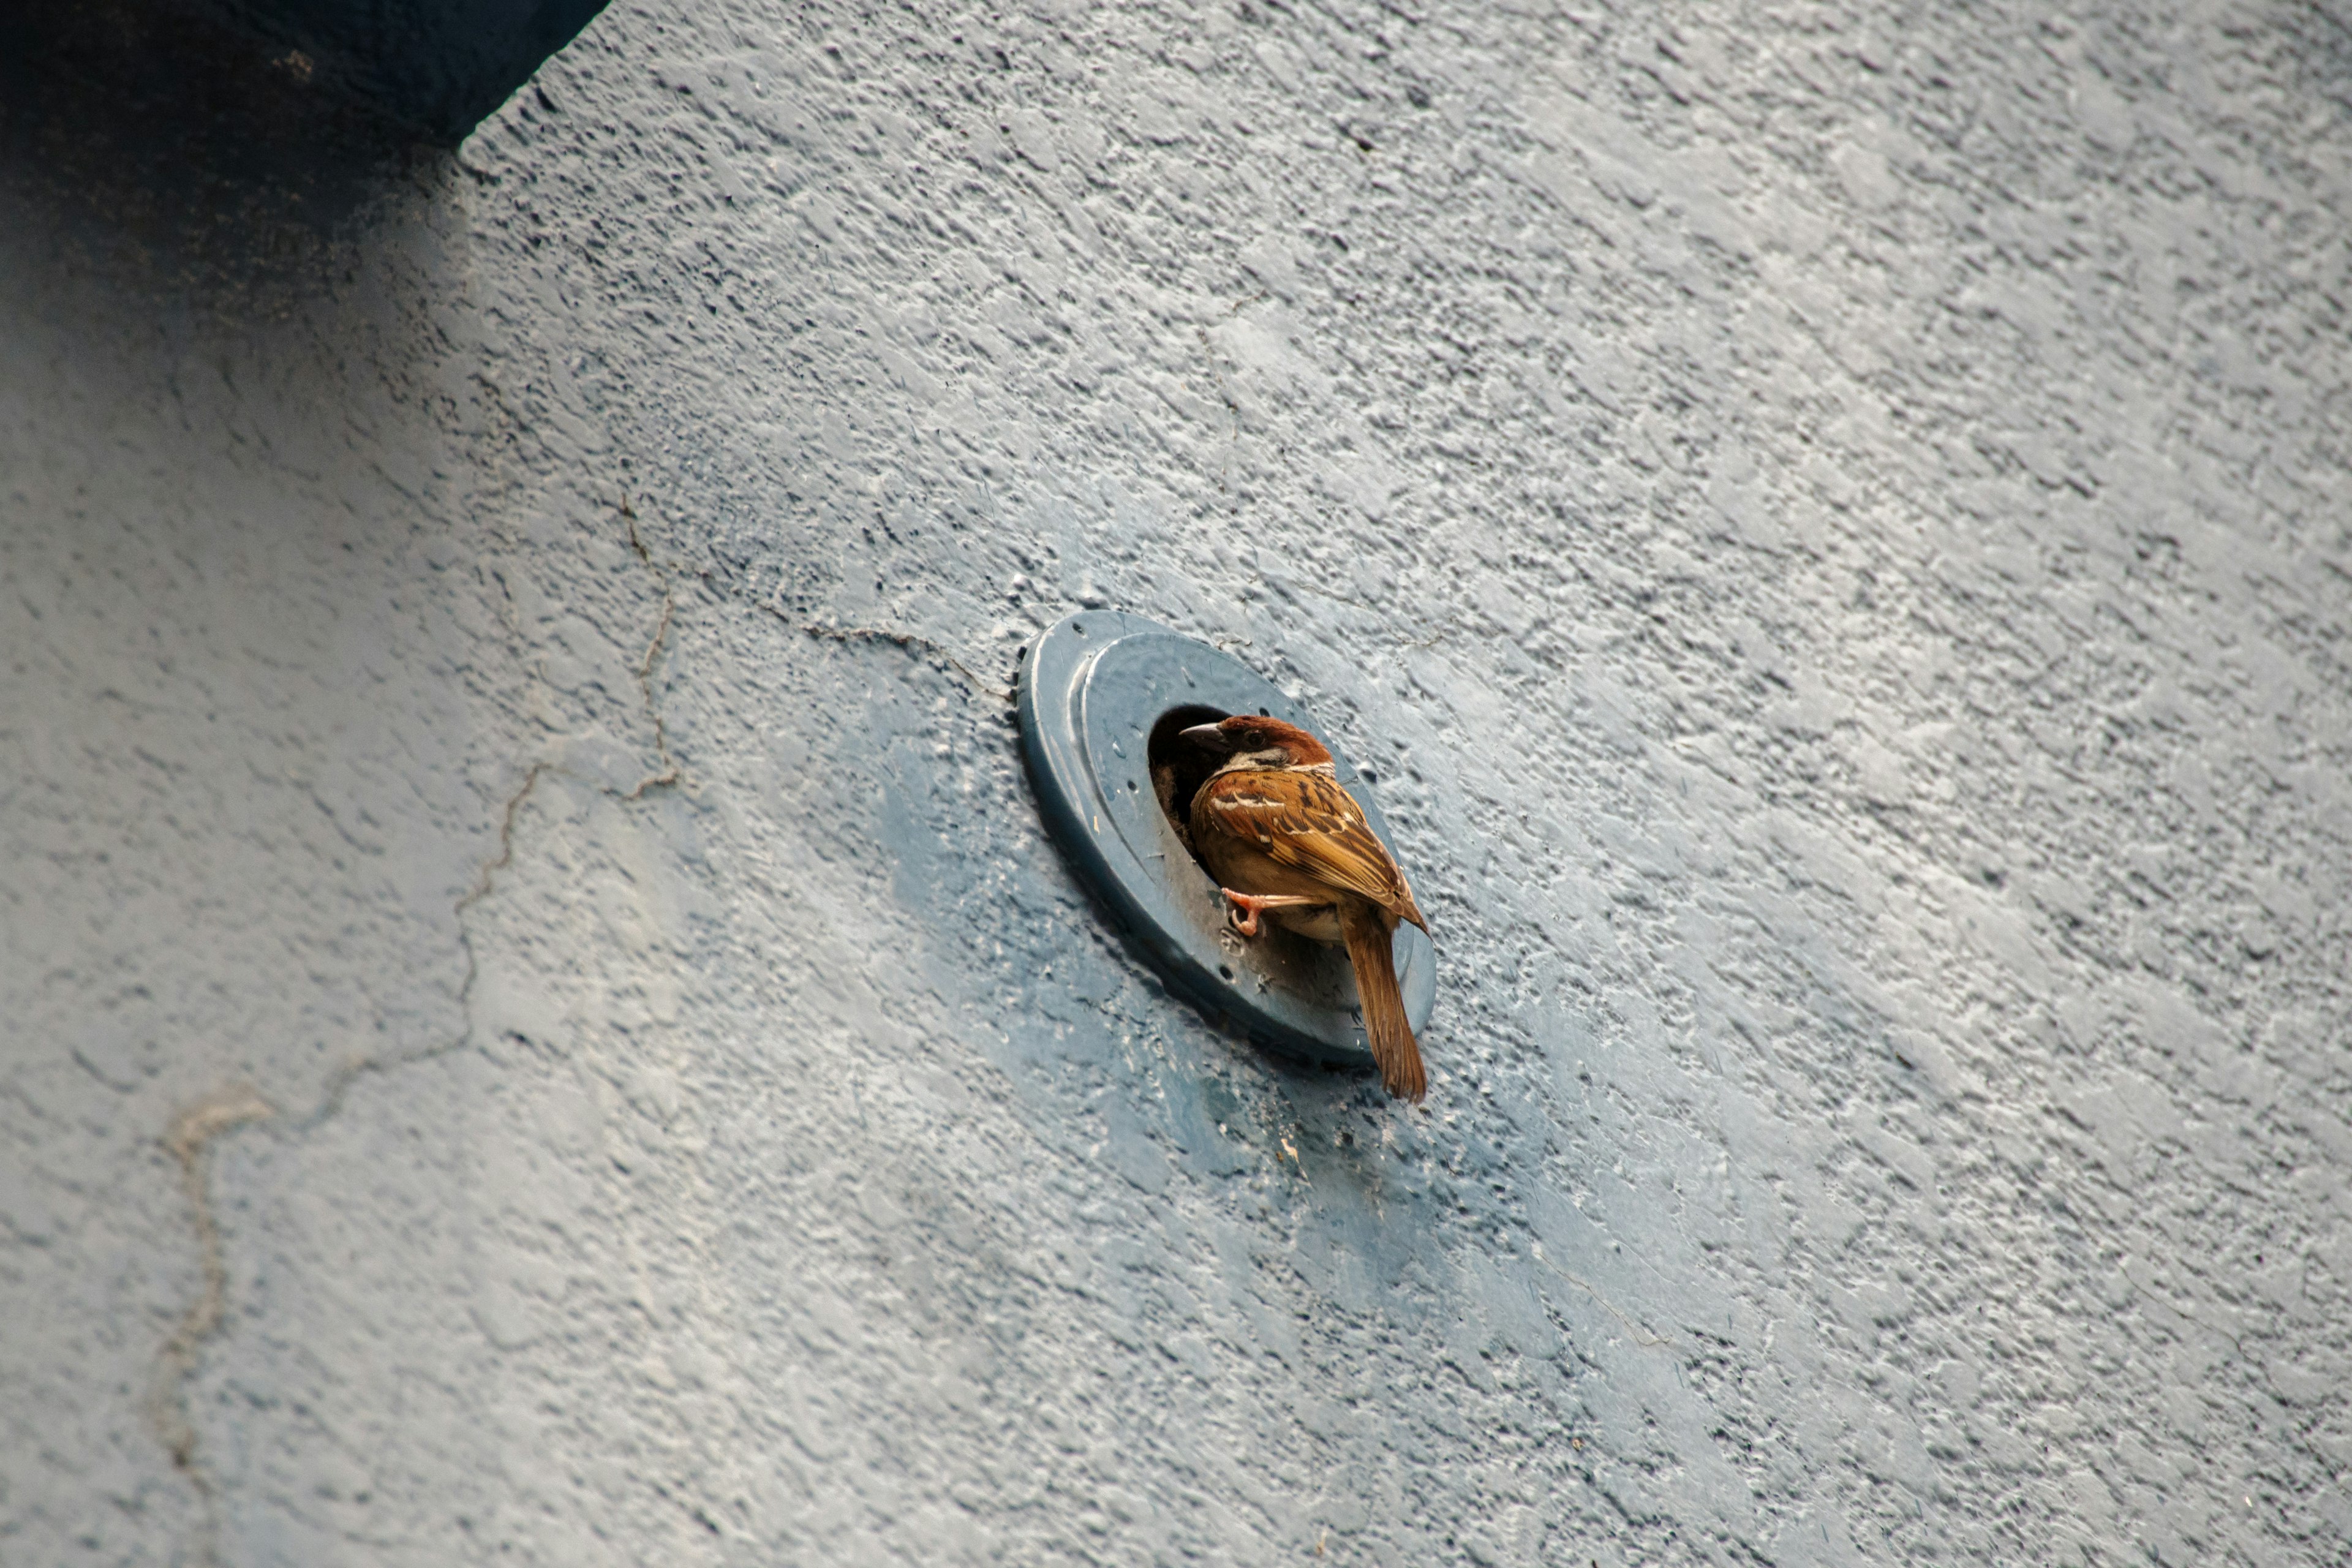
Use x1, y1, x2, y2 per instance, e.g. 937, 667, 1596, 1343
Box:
1182, 714, 1433, 1102
1193, 769, 1427, 933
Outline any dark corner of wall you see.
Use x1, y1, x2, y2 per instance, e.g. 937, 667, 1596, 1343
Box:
1, 0, 605, 285
188, 0, 612, 144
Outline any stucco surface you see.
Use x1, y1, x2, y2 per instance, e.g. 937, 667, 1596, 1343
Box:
5, 0, 2351, 1564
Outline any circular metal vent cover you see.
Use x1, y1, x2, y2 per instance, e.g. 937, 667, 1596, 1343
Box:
1016, 609, 1435, 1066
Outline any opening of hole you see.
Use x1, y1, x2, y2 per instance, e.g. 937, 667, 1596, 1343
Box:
1146, 703, 1229, 874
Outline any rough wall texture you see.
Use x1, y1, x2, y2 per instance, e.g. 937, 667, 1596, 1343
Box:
6, 0, 2351, 1564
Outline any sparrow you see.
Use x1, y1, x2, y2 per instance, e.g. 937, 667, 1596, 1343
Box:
1181, 715, 1431, 1101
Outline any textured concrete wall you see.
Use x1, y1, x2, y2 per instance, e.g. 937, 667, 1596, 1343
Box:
6, 1, 2351, 1564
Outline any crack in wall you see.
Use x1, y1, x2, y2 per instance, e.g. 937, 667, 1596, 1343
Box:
1192, 301, 1263, 497
143, 496, 692, 1559
1530, 1242, 1675, 1351
790, 611, 1017, 704
622, 495, 683, 800
462, 760, 552, 914
147, 1084, 276, 1568
140, 752, 548, 1562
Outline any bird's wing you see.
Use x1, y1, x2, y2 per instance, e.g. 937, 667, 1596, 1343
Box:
1195, 769, 1426, 929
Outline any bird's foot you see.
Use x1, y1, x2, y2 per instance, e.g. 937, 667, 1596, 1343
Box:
1220, 890, 1320, 938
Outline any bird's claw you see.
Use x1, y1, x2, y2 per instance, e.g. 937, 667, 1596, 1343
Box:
1220, 889, 1325, 938
1221, 889, 1265, 938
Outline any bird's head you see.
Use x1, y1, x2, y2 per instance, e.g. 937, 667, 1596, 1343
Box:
1179, 714, 1335, 772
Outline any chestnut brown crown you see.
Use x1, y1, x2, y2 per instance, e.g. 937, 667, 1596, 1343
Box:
1180, 714, 1335, 768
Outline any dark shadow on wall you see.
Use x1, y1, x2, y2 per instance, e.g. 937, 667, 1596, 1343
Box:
0, 1, 447, 313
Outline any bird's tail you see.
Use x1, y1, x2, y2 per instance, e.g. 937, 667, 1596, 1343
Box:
1341, 902, 1426, 1102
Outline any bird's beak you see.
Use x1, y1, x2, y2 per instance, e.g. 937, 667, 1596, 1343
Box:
1180, 722, 1236, 753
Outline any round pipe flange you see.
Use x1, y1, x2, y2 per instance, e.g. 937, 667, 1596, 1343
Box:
1016, 609, 1435, 1067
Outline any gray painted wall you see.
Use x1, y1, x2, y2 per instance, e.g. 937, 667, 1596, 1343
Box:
6, 1, 2350, 1564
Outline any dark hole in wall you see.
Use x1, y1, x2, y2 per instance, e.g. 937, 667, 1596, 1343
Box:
1146, 705, 1229, 873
